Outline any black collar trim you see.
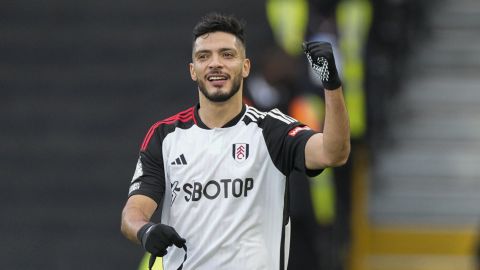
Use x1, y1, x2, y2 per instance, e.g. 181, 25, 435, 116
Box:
194, 104, 246, 129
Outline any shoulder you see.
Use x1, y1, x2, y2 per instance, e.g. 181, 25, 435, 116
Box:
243, 105, 298, 127
140, 106, 197, 151
243, 105, 267, 124
156, 106, 197, 127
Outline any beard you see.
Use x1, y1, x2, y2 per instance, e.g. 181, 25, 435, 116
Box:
197, 75, 242, 102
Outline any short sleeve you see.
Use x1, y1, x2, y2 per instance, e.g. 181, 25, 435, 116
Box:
261, 109, 323, 177
127, 126, 166, 206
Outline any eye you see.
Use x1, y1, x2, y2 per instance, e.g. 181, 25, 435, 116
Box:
223, 51, 234, 58
197, 53, 209, 61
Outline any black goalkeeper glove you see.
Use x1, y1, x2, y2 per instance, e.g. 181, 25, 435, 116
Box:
303, 41, 342, 90
137, 222, 186, 257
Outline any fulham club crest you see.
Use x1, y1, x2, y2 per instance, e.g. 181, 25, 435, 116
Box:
232, 143, 249, 162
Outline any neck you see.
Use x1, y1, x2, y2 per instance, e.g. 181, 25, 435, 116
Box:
198, 91, 243, 128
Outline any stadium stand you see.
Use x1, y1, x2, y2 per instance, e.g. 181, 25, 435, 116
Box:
352, 0, 480, 269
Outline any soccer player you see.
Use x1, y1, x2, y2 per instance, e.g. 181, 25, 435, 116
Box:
121, 13, 350, 270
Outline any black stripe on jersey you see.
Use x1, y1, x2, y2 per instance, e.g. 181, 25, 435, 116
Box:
267, 112, 294, 125
243, 106, 267, 124
249, 107, 267, 118
244, 112, 257, 123
272, 109, 297, 123
248, 106, 263, 114
279, 176, 290, 270
267, 109, 297, 124
280, 227, 285, 270
245, 111, 264, 122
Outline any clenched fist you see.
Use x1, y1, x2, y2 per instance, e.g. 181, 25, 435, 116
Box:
303, 41, 342, 90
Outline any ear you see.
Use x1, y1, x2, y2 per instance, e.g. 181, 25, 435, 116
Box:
189, 63, 197, 81
242, 58, 251, 78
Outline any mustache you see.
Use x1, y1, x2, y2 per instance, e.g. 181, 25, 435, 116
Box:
205, 70, 230, 79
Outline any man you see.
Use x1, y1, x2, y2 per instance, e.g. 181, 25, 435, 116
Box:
121, 13, 350, 270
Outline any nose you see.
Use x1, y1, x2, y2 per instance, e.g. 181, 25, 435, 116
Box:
208, 54, 223, 69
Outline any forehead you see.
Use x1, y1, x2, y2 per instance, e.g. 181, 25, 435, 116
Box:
193, 31, 242, 52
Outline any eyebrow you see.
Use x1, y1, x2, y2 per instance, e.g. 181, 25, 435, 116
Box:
194, 48, 236, 54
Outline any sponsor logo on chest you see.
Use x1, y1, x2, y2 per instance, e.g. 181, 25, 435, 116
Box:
171, 177, 255, 204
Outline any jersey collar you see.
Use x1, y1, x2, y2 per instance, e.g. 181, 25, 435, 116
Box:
194, 103, 246, 129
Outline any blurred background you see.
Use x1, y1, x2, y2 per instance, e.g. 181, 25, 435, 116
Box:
1, 0, 480, 269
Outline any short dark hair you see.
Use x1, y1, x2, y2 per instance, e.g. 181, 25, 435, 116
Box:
192, 13, 246, 47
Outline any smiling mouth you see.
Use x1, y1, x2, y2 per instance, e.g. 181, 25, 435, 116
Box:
207, 74, 229, 81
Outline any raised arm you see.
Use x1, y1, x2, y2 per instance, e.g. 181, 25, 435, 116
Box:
302, 42, 350, 169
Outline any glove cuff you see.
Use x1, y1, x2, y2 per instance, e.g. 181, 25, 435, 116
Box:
323, 76, 342, 91
137, 222, 155, 247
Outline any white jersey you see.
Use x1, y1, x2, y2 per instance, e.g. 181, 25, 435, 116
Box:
128, 104, 321, 270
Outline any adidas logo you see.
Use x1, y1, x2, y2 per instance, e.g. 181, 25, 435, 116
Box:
171, 154, 187, 165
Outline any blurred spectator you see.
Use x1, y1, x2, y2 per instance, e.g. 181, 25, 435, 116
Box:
263, 1, 430, 270
265, 0, 309, 56
244, 45, 300, 112
306, 1, 373, 269
265, 1, 391, 269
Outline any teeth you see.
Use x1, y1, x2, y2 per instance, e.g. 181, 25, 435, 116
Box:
208, 76, 226, 81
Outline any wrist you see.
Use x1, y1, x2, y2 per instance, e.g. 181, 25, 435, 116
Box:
323, 77, 342, 90
137, 222, 155, 247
